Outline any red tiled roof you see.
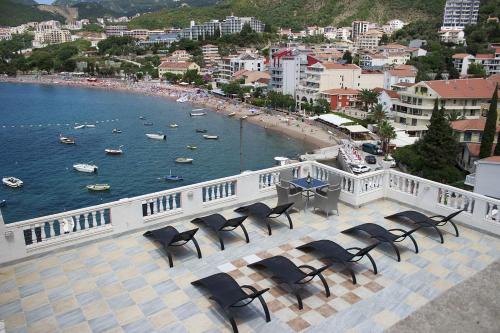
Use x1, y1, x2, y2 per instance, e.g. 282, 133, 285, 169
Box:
388, 69, 416, 77
321, 88, 360, 95
158, 61, 196, 69
452, 53, 472, 59
322, 62, 360, 70
425, 78, 499, 99
475, 54, 495, 59
451, 119, 500, 132
373, 88, 399, 99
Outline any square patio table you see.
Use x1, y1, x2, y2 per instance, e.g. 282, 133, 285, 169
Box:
289, 177, 328, 208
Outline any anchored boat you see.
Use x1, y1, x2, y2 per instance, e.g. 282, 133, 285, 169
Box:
165, 170, 183, 182
186, 145, 197, 150
59, 135, 75, 144
228, 112, 236, 117
74, 124, 85, 129
203, 135, 219, 140
112, 128, 122, 134
86, 184, 110, 191
73, 163, 98, 173
146, 133, 166, 140
105, 147, 123, 155
169, 123, 178, 128
190, 112, 207, 117
175, 157, 193, 164
144, 122, 154, 126
2, 177, 23, 188
0, 200, 6, 207
177, 96, 189, 103
195, 129, 207, 133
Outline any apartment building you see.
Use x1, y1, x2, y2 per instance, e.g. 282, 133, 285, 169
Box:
392, 77, 499, 137
202, 44, 221, 66
442, 0, 480, 29
355, 30, 383, 51
269, 48, 312, 96
384, 65, 417, 89
452, 53, 476, 76
33, 29, 71, 48
179, 16, 264, 41
181, 20, 221, 40
221, 16, 265, 35
36, 20, 61, 32
216, 53, 265, 83
105, 25, 128, 37
452, 49, 500, 76
360, 52, 411, 69
0, 28, 12, 41
438, 29, 466, 44
158, 61, 200, 77
320, 88, 361, 110
351, 21, 369, 41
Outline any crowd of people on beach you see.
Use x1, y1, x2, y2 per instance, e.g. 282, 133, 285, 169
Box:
0, 75, 338, 148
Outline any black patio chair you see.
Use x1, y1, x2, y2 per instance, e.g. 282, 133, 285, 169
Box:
247, 255, 330, 310
234, 202, 294, 235
341, 223, 420, 262
296, 240, 378, 284
192, 273, 271, 333
385, 209, 463, 243
191, 214, 249, 251
143, 226, 202, 267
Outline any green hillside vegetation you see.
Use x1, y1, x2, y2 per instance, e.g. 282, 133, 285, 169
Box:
129, 0, 447, 30
73, 2, 121, 19
0, 0, 64, 26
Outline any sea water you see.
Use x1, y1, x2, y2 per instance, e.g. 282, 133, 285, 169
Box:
0, 83, 314, 223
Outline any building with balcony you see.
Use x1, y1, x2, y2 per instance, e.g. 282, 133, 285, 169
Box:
452, 118, 500, 172
0, 161, 499, 333
442, 0, 480, 29
384, 65, 417, 90
0, 27, 12, 41
320, 88, 361, 110
216, 53, 266, 84
105, 25, 128, 37
355, 30, 384, 51
33, 29, 72, 48
452, 53, 475, 77
351, 21, 369, 41
392, 77, 500, 137
269, 48, 312, 96
438, 29, 466, 45
158, 61, 200, 77
201, 44, 221, 66
36, 20, 61, 32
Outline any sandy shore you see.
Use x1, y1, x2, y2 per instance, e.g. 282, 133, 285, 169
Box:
0, 75, 338, 149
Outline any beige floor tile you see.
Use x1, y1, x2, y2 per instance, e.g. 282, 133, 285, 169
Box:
82, 299, 111, 320
0, 289, 20, 304
181, 313, 214, 333
4, 312, 26, 330
21, 292, 49, 312
148, 308, 176, 330
51, 296, 78, 315
115, 305, 144, 326
130, 286, 157, 304
27, 317, 58, 333
100, 283, 125, 298
16, 272, 41, 286
73, 279, 97, 295
42, 274, 69, 290
62, 322, 92, 333
373, 309, 401, 328
163, 290, 189, 308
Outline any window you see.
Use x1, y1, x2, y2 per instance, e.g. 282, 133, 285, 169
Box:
470, 110, 475, 116
464, 131, 472, 142
411, 119, 417, 126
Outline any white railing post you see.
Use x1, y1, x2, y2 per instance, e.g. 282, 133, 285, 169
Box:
0, 210, 28, 263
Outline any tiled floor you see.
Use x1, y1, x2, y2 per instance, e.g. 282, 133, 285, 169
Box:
1, 199, 499, 333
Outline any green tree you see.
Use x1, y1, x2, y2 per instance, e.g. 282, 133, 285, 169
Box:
359, 89, 379, 111
418, 99, 460, 183
313, 98, 331, 115
378, 120, 397, 157
342, 51, 352, 64
369, 103, 386, 124
467, 63, 487, 78
480, 85, 498, 158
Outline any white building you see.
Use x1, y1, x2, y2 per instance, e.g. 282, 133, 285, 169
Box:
351, 21, 369, 41
383, 65, 417, 90
452, 53, 476, 76
33, 29, 71, 48
36, 20, 61, 32
467, 156, 500, 198
336, 27, 352, 41
387, 19, 406, 31
0, 28, 12, 41
105, 25, 128, 37
270, 48, 311, 96
452, 49, 500, 76
442, 0, 480, 29
355, 30, 383, 51
439, 29, 466, 44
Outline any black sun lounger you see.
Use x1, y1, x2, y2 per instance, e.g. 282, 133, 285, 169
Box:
191, 214, 249, 250
234, 202, 294, 235
385, 209, 463, 243
341, 223, 420, 262
192, 273, 270, 333
296, 240, 378, 284
143, 226, 202, 267
248, 255, 330, 309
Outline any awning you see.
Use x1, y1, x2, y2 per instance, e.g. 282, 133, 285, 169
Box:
343, 125, 370, 133
316, 114, 352, 127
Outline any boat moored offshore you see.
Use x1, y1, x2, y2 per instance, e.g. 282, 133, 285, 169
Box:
59, 135, 75, 144
190, 112, 207, 117
86, 184, 110, 191
146, 133, 167, 140
105, 147, 123, 155
203, 135, 219, 140
73, 163, 98, 173
175, 157, 193, 164
2, 177, 23, 188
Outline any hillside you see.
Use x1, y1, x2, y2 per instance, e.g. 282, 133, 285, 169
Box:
53, 0, 218, 16
0, 0, 64, 26
128, 0, 447, 30
73, 2, 121, 19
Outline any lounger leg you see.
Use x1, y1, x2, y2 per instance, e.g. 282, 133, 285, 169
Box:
217, 232, 225, 251
449, 221, 460, 237
265, 220, 272, 236
284, 212, 293, 230
256, 294, 271, 323
346, 267, 357, 285
365, 253, 378, 275
407, 234, 419, 253
294, 291, 304, 310
432, 226, 444, 244
165, 248, 174, 268
240, 224, 250, 243
191, 237, 202, 259
317, 272, 331, 297
388, 242, 401, 262
228, 316, 238, 333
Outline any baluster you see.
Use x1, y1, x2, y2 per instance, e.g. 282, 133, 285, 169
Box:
174, 193, 179, 209
83, 213, 89, 230
74, 215, 81, 231
91, 212, 97, 228
211, 185, 216, 200
100, 210, 106, 225
23, 225, 34, 245
151, 199, 157, 214
38, 223, 46, 242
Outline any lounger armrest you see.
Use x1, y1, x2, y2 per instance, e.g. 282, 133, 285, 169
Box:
268, 203, 294, 217
241, 285, 270, 299
428, 215, 445, 220
346, 246, 362, 254
298, 264, 329, 277
388, 228, 409, 235
172, 228, 198, 243
223, 216, 248, 229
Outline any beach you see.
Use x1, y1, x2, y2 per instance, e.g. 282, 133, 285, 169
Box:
0, 75, 337, 149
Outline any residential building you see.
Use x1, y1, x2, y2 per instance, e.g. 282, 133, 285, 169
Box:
387, 19, 406, 31
336, 27, 352, 41
442, 0, 480, 29
202, 44, 221, 65
33, 29, 71, 48
452, 50, 500, 76
105, 25, 128, 37
360, 52, 411, 69
438, 29, 466, 44
374, 88, 400, 115
138, 33, 179, 47
466, 156, 500, 197
181, 20, 221, 40
355, 30, 383, 51
179, 16, 264, 41
158, 61, 200, 77
320, 88, 360, 110
216, 53, 265, 84
270, 48, 311, 96
452, 53, 475, 76
452, 118, 500, 172
378, 43, 408, 54
384, 65, 417, 89
221, 16, 265, 35
392, 77, 499, 137
351, 21, 369, 41
232, 70, 271, 86
0, 28, 12, 41
36, 20, 61, 32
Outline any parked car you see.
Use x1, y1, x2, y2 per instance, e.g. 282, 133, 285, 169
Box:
365, 155, 377, 164
350, 163, 371, 174
384, 155, 397, 168
362, 143, 383, 155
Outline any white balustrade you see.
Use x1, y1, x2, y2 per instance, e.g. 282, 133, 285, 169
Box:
141, 192, 181, 218
359, 172, 384, 194
203, 180, 236, 203
436, 187, 475, 214
388, 172, 420, 196
485, 201, 499, 223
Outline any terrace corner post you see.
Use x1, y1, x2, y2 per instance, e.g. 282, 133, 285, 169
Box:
0, 210, 28, 264
109, 199, 144, 233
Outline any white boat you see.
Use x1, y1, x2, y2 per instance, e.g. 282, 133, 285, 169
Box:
2, 177, 23, 188
146, 133, 166, 140
169, 123, 178, 128
175, 157, 193, 164
85, 124, 96, 128
86, 184, 110, 191
190, 112, 207, 117
73, 163, 98, 173
112, 128, 122, 134
74, 124, 85, 129
59, 135, 75, 144
105, 147, 123, 155
228, 112, 236, 117
274, 156, 290, 166
203, 135, 219, 140
192, 108, 204, 112
176, 96, 189, 103
74, 124, 96, 129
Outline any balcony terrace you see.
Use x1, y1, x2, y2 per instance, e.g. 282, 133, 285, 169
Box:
1, 162, 499, 333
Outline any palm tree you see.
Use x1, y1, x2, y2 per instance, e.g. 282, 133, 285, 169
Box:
359, 89, 379, 112
446, 109, 466, 122
369, 103, 386, 124
378, 120, 397, 157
